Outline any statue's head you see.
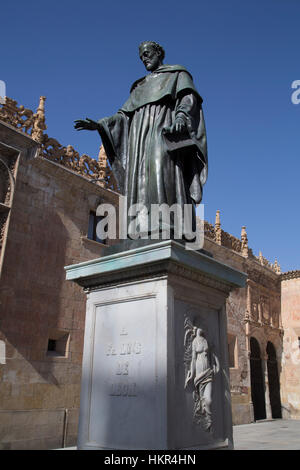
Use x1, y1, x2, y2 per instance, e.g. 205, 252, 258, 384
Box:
139, 41, 165, 72
196, 328, 204, 337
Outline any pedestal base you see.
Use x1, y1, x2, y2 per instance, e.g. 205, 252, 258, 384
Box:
65, 240, 246, 450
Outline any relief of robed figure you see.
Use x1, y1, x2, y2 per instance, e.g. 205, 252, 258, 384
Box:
75, 41, 208, 238
184, 316, 220, 432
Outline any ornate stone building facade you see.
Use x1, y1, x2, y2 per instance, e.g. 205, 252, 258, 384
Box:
0, 96, 299, 448
203, 216, 283, 424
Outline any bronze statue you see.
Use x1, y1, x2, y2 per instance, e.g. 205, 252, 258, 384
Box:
75, 41, 207, 240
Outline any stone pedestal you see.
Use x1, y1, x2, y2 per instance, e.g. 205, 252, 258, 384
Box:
65, 240, 246, 450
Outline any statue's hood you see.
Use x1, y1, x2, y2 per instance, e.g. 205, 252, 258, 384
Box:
121, 65, 202, 113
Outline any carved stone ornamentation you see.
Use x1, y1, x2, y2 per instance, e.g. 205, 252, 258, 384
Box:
272, 259, 281, 274
204, 220, 215, 240
271, 309, 279, 328
214, 210, 222, 245
213, 210, 243, 252
0, 158, 13, 205
31, 96, 47, 143
249, 287, 260, 322
222, 230, 242, 252
0, 97, 34, 133
241, 226, 248, 257
0, 96, 118, 192
184, 315, 219, 432
0, 212, 8, 245
251, 301, 259, 322
261, 295, 270, 324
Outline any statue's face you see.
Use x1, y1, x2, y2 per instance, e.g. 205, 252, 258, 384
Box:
139, 44, 162, 72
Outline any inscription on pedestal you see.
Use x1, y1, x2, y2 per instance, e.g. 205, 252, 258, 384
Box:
106, 330, 142, 397
88, 296, 158, 448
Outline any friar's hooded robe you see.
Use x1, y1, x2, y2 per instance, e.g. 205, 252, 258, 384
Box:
97, 64, 208, 236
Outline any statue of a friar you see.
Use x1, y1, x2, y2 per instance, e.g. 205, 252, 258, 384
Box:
75, 41, 208, 240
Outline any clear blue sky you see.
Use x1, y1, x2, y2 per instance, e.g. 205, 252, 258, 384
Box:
1, 0, 299, 272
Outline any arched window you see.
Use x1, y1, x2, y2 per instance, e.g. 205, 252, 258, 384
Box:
266, 341, 277, 360
250, 337, 261, 358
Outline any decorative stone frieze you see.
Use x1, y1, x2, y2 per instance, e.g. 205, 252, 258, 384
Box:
0, 96, 118, 192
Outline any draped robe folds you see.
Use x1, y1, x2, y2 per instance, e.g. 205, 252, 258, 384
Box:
192, 337, 213, 427
97, 65, 208, 238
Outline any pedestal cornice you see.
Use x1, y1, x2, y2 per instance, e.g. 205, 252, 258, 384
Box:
65, 240, 247, 293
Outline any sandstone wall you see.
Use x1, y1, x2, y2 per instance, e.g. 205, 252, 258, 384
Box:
281, 273, 300, 419
0, 145, 119, 449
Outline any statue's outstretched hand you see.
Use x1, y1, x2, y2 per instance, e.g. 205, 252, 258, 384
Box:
74, 118, 99, 131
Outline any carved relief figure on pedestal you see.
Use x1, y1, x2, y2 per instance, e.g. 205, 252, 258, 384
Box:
184, 316, 219, 432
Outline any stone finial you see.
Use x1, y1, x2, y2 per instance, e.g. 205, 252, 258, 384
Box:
37, 95, 46, 113
273, 259, 281, 274
214, 210, 221, 245
259, 251, 264, 265
241, 226, 248, 257
98, 145, 108, 168
31, 96, 47, 143
96, 146, 108, 186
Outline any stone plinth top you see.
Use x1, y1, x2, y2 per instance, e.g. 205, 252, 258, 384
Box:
65, 240, 247, 292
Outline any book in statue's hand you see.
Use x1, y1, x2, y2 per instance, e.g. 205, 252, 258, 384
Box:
162, 127, 196, 153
